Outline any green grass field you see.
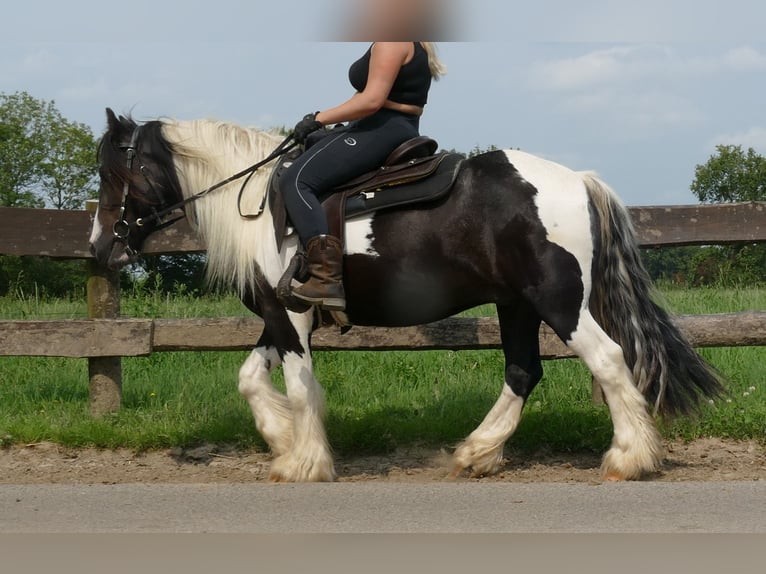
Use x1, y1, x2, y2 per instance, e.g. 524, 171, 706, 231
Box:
0, 285, 764, 454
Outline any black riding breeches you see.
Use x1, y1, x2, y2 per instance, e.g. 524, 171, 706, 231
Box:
280, 108, 420, 246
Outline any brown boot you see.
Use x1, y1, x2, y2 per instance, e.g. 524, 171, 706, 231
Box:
292, 234, 346, 311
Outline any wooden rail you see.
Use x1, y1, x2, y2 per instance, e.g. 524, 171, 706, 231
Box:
2, 313, 765, 358
1, 202, 765, 416
1, 201, 765, 258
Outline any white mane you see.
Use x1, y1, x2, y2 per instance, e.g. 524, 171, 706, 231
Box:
160, 119, 291, 296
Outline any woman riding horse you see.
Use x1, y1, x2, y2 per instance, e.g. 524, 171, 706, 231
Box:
281, 42, 446, 312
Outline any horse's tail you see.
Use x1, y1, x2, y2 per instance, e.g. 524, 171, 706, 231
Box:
582, 172, 724, 416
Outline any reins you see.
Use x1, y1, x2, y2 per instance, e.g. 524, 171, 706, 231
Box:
134, 132, 297, 229
112, 129, 297, 244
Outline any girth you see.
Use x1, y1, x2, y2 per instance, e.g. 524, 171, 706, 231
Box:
268, 136, 464, 251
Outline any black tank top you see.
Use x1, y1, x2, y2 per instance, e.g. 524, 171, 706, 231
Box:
348, 42, 432, 107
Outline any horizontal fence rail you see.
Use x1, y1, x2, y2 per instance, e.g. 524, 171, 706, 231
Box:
1, 202, 765, 258
1, 201, 765, 416
2, 313, 765, 359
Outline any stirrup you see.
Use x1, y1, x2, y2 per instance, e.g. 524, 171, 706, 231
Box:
292, 290, 346, 312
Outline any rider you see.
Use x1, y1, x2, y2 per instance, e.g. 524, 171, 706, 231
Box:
281, 42, 446, 311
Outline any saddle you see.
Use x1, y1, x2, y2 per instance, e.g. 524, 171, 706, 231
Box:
268, 135, 464, 252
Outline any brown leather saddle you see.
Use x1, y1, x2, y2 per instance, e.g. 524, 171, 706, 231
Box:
268, 135, 465, 252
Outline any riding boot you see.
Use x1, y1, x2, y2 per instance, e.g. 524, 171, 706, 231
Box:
292, 234, 346, 311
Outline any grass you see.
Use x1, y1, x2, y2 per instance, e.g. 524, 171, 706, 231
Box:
0, 284, 764, 455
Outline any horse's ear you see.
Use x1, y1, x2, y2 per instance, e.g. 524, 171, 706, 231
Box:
106, 108, 120, 132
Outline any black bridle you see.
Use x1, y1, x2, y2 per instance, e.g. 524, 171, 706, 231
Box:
110, 126, 297, 252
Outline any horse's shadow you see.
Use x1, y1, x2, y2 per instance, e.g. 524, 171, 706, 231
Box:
165, 387, 615, 478
323, 398, 613, 478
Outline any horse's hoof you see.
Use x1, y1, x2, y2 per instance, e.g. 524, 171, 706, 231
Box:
448, 466, 465, 479
601, 472, 625, 482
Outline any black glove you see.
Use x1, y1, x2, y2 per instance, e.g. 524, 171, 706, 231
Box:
293, 112, 323, 144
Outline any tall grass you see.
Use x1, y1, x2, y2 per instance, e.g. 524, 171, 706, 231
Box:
0, 284, 763, 453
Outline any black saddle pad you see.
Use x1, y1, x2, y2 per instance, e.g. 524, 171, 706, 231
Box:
342, 153, 463, 220
268, 150, 464, 251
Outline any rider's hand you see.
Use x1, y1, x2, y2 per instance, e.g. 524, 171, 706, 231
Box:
293, 112, 323, 145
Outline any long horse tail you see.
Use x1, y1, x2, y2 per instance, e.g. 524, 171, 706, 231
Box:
582, 172, 725, 416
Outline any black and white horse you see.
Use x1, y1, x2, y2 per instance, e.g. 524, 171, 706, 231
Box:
90, 109, 722, 482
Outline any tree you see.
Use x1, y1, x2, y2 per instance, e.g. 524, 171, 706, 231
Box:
0, 92, 99, 298
0, 92, 50, 207
0, 91, 98, 209
685, 144, 766, 285
691, 144, 766, 203
140, 254, 209, 296
40, 120, 99, 209
468, 144, 499, 158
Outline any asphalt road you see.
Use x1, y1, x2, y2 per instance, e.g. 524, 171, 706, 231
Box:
2, 481, 765, 533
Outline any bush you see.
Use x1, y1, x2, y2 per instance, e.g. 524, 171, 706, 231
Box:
0, 255, 88, 298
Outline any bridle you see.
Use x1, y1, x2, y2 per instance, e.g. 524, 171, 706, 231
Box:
110, 125, 297, 256
111, 127, 142, 251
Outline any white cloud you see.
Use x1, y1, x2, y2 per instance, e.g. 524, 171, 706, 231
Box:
530, 45, 766, 94
528, 46, 642, 92
721, 46, 766, 71
560, 89, 703, 137
528, 46, 705, 135
683, 46, 766, 75
526, 44, 766, 138
710, 127, 766, 153
19, 48, 58, 73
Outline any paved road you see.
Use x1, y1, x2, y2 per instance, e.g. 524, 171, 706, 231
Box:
2, 481, 765, 533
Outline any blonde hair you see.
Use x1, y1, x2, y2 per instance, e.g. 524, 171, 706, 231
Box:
421, 42, 446, 80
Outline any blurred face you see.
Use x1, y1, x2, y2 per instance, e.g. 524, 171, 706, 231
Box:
339, 0, 448, 40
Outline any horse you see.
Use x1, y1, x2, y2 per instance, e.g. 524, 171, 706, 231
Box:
89, 108, 723, 482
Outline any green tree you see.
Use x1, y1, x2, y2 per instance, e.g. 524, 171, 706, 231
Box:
685, 144, 766, 285
0, 92, 98, 298
140, 254, 208, 296
691, 144, 766, 203
0, 92, 50, 207
0, 91, 98, 209
468, 144, 499, 158
640, 246, 701, 284
40, 120, 99, 209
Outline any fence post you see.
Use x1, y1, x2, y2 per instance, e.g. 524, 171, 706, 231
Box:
85, 200, 122, 417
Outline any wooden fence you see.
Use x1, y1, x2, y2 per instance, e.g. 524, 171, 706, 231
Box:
1, 201, 765, 417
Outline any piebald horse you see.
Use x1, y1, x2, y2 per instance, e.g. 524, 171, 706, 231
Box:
89, 109, 722, 482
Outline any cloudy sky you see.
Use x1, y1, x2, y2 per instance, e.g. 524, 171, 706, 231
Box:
2, 0, 765, 206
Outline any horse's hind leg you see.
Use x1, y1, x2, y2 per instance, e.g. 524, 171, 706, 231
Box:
565, 309, 663, 480
452, 302, 543, 477
238, 332, 294, 457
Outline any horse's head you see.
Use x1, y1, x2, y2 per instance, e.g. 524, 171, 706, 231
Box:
89, 108, 183, 270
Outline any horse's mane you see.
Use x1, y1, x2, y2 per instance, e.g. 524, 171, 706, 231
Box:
158, 119, 289, 295
160, 119, 284, 205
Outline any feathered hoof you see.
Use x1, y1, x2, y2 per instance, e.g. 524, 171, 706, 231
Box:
600, 444, 663, 482
451, 440, 505, 478
449, 465, 497, 480
601, 471, 630, 482
268, 452, 337, 483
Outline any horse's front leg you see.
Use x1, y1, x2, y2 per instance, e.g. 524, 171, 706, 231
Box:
269, 310, 336, 482
238, 334, 294, 457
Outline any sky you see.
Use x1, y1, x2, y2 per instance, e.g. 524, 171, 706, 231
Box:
1, 0, 765, 206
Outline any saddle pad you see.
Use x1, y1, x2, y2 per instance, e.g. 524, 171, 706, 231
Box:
268, 151, 464, 251
343, 153, 463, 220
